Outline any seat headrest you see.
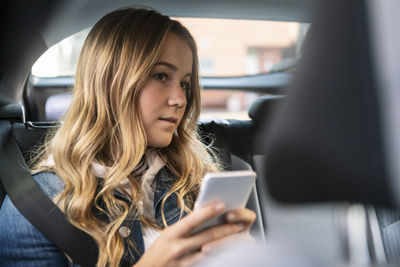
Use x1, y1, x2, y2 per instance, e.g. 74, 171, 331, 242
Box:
263, 0, 394, 207
0, 103, 24, 122
248, 95, 284, 124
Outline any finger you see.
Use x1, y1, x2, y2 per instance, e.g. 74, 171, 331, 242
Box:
201, 232, 254, 255
201, 233, 243, 254
225, 208, 256, 231
176, 251, 206, 267
172, 202, 226, 235
182, 222, 246, 252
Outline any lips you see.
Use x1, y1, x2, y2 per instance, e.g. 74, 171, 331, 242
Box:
159, 117, 178, 124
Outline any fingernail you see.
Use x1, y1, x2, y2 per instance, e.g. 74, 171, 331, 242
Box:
214, 203, 225, 212
226, 213, 236, 221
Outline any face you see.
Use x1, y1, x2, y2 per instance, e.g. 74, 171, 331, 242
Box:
139, 32, 192, 147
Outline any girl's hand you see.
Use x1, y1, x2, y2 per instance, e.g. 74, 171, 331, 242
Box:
201, 208, 257, 255
135, 203, 254, 267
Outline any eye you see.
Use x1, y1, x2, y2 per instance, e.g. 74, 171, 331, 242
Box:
180, 81, 190, 91
154, 73, 168, 82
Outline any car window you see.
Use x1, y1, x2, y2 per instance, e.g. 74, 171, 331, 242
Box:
31, 18, 309, 121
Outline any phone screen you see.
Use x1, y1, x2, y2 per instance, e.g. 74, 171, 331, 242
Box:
192, 170, 256, 234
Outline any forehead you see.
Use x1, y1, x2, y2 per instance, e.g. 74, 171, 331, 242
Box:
158, 32, 193, 73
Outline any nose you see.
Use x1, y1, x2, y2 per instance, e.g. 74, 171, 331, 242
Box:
167, 83, 187, 108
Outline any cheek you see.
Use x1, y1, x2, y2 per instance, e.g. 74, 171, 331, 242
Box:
138, 95, 154, 133
139, 91, 152, 111
138, 88, 159, 116
138, 99, 150, 117
138, 96, 147, 121
177, 109, 187, 126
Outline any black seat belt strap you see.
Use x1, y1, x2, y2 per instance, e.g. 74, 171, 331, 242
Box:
0, 120, 98, 267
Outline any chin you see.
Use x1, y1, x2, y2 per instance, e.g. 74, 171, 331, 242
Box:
147, 138, 173, 148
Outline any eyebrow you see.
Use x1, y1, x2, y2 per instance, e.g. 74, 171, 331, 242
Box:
154, 61, 191, 78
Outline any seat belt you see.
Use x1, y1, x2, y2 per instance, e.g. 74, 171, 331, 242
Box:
0, 120, 98, 267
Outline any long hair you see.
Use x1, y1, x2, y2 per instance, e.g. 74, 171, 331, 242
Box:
32, 7, 220, 266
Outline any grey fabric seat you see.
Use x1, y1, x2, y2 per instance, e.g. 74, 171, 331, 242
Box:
248, 95, 349, 265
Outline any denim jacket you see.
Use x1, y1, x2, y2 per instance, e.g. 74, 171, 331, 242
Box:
0, 167, 186, 266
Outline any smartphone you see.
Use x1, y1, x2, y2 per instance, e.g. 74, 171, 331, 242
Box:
192, 170, 257, 234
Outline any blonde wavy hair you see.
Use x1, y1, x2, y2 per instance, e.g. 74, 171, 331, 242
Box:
32, 7, 220, 266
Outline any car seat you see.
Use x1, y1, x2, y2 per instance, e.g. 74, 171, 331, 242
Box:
262, 0, 400, 265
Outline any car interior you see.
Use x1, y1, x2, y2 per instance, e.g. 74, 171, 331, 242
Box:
2, 0, 400, 266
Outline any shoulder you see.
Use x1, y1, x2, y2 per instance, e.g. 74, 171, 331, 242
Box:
0, 172, 68, 265
0, 172, 67, 266
32, 171, 65, 198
